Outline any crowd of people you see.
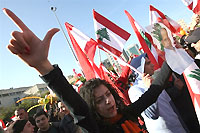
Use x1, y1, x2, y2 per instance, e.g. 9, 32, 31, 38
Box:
1, 7, 200, 133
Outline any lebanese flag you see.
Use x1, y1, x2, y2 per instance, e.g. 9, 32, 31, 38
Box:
182, 0, 200, 14
93, 9, 131, 57
0, 119, 6, 129
150, 5, 181, 33
65, 22, 97, 62
65, 22, 98, 80
125, 10, 163, 70
183, 62, 200, 124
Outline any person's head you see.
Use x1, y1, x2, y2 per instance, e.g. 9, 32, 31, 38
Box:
33, 110, 49, 131
9, 120, 34, 133
14, 108, 28, 120
180, 35, 198, 58
130, 53, 154, 76
185, 27, 200, 52
79, 79, 125, 120
144, 57, 154, 76
160, 28, 173, 49
58, 102, 70, 115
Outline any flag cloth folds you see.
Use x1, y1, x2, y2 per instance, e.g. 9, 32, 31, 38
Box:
149, 5, 181, 33
93, 9, 131, 57
125, 10, 162, 70
182, 0, 200, 14
65, 22, 97, 62
183, 62, 200, 124
65, 22, 98, 80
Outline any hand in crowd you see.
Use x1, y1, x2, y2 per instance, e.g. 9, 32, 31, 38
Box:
142, 73, 154, 88
3, 8, 59, 75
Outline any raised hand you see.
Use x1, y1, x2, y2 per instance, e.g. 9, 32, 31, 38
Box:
3, 8, 60, 75
142, 73, 154, 88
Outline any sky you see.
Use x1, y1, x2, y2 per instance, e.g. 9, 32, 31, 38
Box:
0, 0, 194, 89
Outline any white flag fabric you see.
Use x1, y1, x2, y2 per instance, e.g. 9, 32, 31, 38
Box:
182, 0, 200, 14
150, 5, 181, 33
93, 9, 131, 56
183, 62, 200, 124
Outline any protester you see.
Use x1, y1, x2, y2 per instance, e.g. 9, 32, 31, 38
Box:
6, 119, 34, 133
57, 102, 70, 120
128, 53, 188, 133
4, 8, 174, 132
186, 27, 200, 52
34, 109, 81, 133
14, 108, 38, 132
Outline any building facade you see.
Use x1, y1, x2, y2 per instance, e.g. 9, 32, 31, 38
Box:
0, 84, 48, 108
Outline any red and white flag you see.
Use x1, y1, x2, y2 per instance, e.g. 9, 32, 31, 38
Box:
150, 5, 181, 33
65, 22, 98, 80
0, 119, 6, 129
93, 9, 131, 57
183, 62, 200, 124
11, 115, 17, 121
182, 0, 200, 14
125, 10, 163, 70
65, 22, 97, 62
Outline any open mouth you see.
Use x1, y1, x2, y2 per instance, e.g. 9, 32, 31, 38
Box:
107, 106, 115, 112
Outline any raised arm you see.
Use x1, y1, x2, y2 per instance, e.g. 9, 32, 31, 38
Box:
4, 8, 99, 132
3, 8, 58, 75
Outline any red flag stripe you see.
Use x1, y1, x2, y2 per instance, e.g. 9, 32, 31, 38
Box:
97, 40, 122, 57
150, 5, 166, 19
93, 9, 131, 41
125, 10, 160, 70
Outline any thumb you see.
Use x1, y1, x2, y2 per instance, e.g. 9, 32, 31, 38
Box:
43, 28, 60, 44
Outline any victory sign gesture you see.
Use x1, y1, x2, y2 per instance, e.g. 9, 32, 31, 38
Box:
3, 8, 59, 75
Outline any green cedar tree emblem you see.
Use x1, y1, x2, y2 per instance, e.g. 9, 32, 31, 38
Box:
140, 31, 152, 50
151, 23, 164, 51
96, 28, 110, 41
188, 69, 200, 81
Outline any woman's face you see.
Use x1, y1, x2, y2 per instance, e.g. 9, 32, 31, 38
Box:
21, 121, 34, 133
93, 84, 117, 118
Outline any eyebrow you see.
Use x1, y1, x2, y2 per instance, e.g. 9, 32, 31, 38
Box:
95, 90, 110, 100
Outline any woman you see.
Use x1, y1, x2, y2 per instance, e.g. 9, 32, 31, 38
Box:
4, 8, 171, 133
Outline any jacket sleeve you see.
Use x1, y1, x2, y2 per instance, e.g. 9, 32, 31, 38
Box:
129, 86, 159, 119
125, 62, 172, 116
40, 65, 99, 133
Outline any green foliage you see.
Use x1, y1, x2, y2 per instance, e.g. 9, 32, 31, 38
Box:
0, 99, 38, 120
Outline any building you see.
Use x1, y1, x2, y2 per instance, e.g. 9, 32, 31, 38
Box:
126, 43, 143, 56
0, 84, 48, 107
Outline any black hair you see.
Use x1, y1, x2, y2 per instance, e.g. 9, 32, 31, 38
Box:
12, 120, 28, 133
33, 109, 48, 120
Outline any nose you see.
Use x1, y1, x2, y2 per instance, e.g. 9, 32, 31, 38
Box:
105, 98, 110, 104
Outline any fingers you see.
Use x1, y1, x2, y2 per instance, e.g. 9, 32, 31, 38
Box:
3, 8, 29, 32
11, 31, 30, 52
8, 38, 29, 55
43, 28, 60, 45
7, 44, 19, 55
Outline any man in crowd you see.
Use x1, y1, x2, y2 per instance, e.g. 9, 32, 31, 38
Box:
128, 53, 187, 133
15, 108, 38, 132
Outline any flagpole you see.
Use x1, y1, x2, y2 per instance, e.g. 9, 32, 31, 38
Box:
98, 48, 102, 63
51, 7, 85, 77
